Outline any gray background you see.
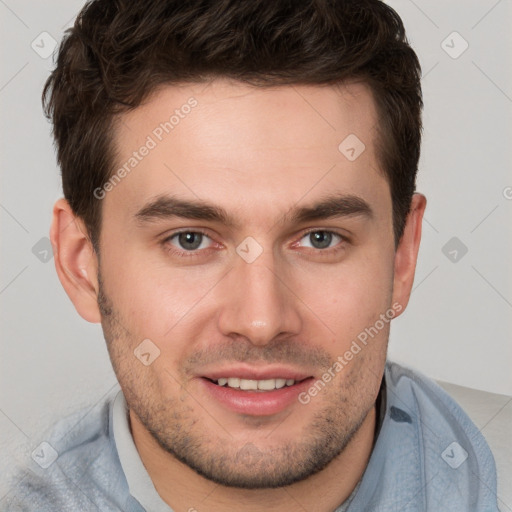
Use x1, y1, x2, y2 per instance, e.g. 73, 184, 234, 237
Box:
1, 0, 511, 508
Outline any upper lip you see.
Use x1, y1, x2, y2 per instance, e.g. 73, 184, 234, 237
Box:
199, 364, 312, 382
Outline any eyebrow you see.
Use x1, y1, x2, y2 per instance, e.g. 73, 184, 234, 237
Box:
135, 195, 234, 226
134, 193, 373, 227
288, 194, 373, 224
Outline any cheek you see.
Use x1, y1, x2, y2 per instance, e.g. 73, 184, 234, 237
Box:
101, 246, 226, 350
295, 253, 394, 341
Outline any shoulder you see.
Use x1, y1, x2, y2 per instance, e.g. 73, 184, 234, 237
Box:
385, 360, 490, 445
3, 391, 134, 512
383, 361, 498, 510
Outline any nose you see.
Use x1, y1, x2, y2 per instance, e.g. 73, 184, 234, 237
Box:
216, 249, 302, 346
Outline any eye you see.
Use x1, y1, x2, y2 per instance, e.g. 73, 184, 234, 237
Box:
298, 230, 344, 250
167, 231, 213, 252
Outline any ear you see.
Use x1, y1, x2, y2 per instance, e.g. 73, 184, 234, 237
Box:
50, 198, 101, 323
391, 193, 427, 316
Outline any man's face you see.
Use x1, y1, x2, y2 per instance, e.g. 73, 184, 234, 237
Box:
97, 80, 397, 487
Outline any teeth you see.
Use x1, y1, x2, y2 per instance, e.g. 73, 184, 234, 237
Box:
258, 379, 276, 391
240, 379, 258, 390
215, 378, 296, 390
227, 377, 240, 388
275, 378, 286, 389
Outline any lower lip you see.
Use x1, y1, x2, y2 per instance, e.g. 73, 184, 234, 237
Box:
200, 378, 313, 416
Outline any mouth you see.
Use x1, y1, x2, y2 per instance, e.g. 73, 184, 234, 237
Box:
198, 369, 314, 416
205, 376, 307, 391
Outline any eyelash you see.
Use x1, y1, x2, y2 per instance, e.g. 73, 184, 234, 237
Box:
161, 229, 349, 258
292, 229, 349, 256
162, 229, 215, 259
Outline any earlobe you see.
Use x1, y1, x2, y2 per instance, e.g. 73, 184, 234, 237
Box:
391, 193, 427, 315
50, 198, 102, 323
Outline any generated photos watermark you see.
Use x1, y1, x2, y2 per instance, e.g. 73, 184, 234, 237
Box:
93, 97, 198, 200
298, 301, 403, 405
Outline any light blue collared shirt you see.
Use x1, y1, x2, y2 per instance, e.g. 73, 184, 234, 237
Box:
4, 362, 499, 511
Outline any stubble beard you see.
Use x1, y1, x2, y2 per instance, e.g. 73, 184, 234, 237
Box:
97, 271, 379, 489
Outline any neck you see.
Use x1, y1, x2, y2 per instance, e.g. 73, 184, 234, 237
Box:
130, 405, 376, 512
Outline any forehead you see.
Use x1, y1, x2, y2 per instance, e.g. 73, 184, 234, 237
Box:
106, 79, 388, 226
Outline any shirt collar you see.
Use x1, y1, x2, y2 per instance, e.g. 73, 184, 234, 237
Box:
111, 379, 385, 512
112, 391, 175, 512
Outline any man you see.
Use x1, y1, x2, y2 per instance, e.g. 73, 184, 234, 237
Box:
8, 0, 498, 510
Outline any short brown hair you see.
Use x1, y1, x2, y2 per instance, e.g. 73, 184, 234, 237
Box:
43, 0, 422, 249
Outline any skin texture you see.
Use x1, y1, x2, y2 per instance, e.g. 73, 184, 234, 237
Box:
51, 79, 426, 512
